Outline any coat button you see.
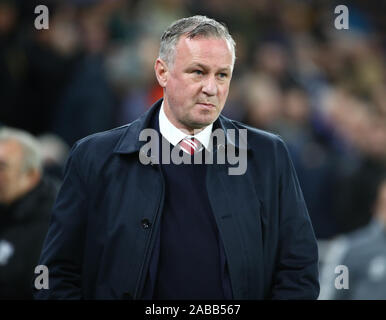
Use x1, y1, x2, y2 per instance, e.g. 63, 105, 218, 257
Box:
141, 218, 151, 229
217, 144, 225, 151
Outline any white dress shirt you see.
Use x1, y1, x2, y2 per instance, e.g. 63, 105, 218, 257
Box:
159, 101, 213, 153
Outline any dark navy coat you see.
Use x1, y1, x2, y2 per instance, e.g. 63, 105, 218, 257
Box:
34, 99, 319, 300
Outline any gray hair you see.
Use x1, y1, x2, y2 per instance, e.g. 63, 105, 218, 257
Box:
0, 126, 43, 174
159, 15, 236, 67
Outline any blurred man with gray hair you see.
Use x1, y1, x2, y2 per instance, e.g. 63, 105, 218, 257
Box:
0, 127, 59, 299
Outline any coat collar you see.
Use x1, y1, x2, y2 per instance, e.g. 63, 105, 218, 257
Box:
113, 98, 250, 154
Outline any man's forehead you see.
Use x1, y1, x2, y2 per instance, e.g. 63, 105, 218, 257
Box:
0, 139, 23, 156
175, 35, 233, 66
178, 35, 231, 51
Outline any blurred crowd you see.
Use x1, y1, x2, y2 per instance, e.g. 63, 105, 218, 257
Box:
0, 0, 385, 299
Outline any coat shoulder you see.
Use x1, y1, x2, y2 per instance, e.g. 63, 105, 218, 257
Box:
65, 120, 142, 176
71, 120, 140, 157
223, 117, 287, 151
221, 117, 291, 174
76, 124, 129, 150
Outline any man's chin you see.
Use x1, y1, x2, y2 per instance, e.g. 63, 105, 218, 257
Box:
187, 116, 218, 130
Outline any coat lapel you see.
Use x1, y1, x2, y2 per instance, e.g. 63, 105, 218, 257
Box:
206, 116, 264, 299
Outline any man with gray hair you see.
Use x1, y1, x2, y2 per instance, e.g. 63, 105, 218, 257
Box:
0, 127, 59, 299
35, 16, 319, 300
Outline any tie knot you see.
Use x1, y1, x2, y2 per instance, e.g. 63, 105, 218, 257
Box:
178, 137, 202, 155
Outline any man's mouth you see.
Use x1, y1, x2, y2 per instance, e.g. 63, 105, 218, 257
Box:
197, 102, 216, 109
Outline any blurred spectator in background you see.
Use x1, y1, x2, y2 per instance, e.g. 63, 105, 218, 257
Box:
324, 90, 386, 234
319, 176, 386, 300
37, 133, 69, 180
274, 86, 340, 239
0, 0, 83, 136
0, 127, 59, 299
50, 0, 116, 147
242, 73, 282, 131
0, 0, 116, 146
0, 0, 25, 129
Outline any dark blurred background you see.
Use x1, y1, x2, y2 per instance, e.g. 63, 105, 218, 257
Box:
0, 0, 385, 298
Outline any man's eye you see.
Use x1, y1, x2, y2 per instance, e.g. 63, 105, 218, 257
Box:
218, 73, 228, 78
194, 70, 203, 75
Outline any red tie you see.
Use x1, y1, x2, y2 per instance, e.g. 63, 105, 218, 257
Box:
178, 137, 202, 155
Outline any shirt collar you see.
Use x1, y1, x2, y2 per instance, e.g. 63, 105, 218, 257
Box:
159, 101, 213, 150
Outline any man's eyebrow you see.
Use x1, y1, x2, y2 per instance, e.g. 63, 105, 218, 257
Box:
217, 67, 231, 73
188, 63, 208, 70
189, 63, 231, 72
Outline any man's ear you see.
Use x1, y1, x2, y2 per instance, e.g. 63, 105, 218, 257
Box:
25, 168, 41, 189
154, 58, 169, 88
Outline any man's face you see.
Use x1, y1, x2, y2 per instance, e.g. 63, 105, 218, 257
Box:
157, 36, 234, 133
0, 140, 30, 205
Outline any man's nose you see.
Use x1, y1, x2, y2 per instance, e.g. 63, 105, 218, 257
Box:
202, 75, 218, 96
